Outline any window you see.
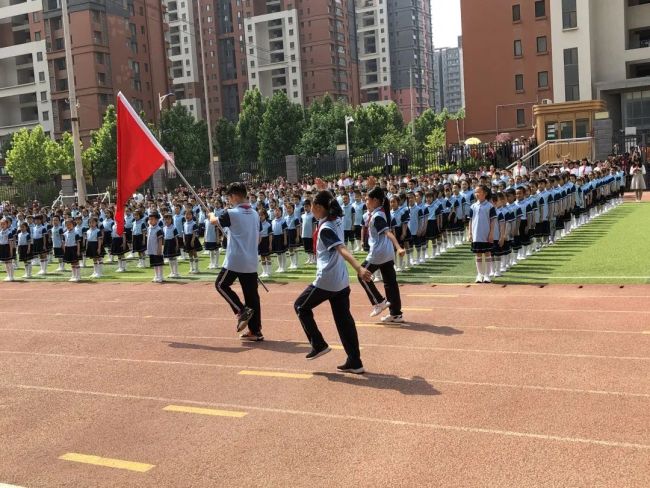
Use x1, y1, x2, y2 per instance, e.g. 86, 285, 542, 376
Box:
34, 31, 41, 41
576, 119, 589, 138
536, 36, 547, 53
516, 109, 525, 127
535, 0, 546, 17
538, 71, 549, 88
562, 0, 577, 29
564, 47, 580, 101
545, 121, 557, 140
41, 91, 47, 101
559, 121, 574, 139
36, 52, 43, 61
38, 71, 45, 82
42, 111, 49, 121
515, 74, 524, 91
512, 4, 521, 21
97, 72, 106, 85
514, 40, 523, 57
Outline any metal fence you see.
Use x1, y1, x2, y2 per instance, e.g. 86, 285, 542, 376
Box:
0, 181, 61, 206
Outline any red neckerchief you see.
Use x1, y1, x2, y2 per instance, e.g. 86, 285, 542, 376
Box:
312, 216, 337, 254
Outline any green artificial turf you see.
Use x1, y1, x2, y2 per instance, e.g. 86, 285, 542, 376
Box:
5, 203, 648, 285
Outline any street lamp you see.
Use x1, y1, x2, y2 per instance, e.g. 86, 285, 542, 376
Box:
345, 115, 354, 175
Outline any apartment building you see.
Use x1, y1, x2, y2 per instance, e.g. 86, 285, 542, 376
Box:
433, 37, 465, 114
0, 0, 169, 146
550, 0, 650, 140
460, 0, 553, 139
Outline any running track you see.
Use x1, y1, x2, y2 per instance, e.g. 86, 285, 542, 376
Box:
0, 282, 649, 487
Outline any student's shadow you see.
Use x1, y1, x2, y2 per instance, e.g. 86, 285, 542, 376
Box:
164, 340, 307, 355
397, 322, 464, 336
313, 372, 441, 396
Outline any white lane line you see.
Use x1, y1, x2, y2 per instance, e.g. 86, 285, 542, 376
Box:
0, 350, 648, 399
4, 384, 650, 451
0, 484, 26, 488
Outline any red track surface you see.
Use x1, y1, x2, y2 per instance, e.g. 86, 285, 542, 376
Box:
0, 282, 649, 487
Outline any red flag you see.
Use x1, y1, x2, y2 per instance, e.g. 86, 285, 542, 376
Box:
116, 92, 171, 235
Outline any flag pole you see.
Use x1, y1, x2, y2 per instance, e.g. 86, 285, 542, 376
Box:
163, 159, 269, 293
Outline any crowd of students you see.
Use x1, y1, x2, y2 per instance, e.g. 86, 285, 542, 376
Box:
0, 158, 628, 286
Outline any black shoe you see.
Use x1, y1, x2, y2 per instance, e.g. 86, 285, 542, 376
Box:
240, 331, 264, 342
336, 360, 365, 374
236, 307, 254, 332
305, 345, 331, 360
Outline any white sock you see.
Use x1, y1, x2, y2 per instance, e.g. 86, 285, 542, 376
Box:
486, 256, 493, 276
475, 257, 482, 277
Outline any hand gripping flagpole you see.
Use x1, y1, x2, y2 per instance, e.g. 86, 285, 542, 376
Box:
164, 158, 269, 293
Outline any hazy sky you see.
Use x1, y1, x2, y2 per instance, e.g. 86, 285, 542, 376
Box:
431, 0, 462, 48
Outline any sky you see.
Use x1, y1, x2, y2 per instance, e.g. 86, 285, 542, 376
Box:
431, 0, 462, 49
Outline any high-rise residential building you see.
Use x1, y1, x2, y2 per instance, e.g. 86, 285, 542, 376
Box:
550, 0, 650, 140
386, 0, 435, 120
0, 0, 169, 146
460, 0, 553, 140
433, 36, 465, 114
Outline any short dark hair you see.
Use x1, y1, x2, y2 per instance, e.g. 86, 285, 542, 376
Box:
226, 182, 247, 197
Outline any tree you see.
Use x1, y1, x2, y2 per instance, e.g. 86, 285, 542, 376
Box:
352, 102, 404, 155
258, 90, 304, 160
296, 94, 350, 156
236, 88, 265, 162
84, 105, 117, 179
5, 126, 52, 183
213, 118, 237, 162
45, 131, 76, 176
159, 103, 209, 169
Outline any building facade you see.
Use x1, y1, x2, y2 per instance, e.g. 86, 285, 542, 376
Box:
460, 0, 553, 140
433, 37, 464, 114
550, 0, 650, 141
0, 0, 169, 146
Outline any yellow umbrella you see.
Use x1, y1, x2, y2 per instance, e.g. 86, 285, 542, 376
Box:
465, 137, 482, 145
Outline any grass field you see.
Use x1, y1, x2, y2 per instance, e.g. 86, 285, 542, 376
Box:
5, 202, 649, 285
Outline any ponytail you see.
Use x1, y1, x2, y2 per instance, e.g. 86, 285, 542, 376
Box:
368, 187, 390, 216
314, 190, 343, 219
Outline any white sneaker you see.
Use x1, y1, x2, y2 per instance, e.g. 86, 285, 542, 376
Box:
126, 253, 134, 259
289, 264, 298, 270
372, 275, 381, 283
69, 277, 80, 283
494, 271, 502, 278
370, 299, 390, 317
115, 267, 125, 273
90, 273, 99, 279
168, 273, 181, 279
4, 276, 13, 282
475, 274, 484, 283
276, 268, 285, 273
395, 267, 403, 272
418, 257, 425, 264
136, 262, 145, 269
483, 276, 492, 283
37, 269, 46, 276
260, 272, 269, 278
381, 314, 404, 323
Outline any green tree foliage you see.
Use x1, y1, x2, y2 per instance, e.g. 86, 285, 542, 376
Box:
6, 126, 52, 182
236, 88, 265, 162
213, 118, 237, 162
84, 105, 117, 178
160, 103, 209, 169
296, 94, 351, 156
45, 131, 76, 176
351, 102, 406, 154
258, 90, 304, 160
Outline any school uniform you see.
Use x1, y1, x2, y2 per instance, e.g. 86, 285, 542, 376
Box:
293, 217, 362, 369
300, 212, 316, 255
271, 217, 287, 254
109, 223, 126, 257
359, 208, 402, 317
407, 204, 423, 249
31, 224, 46, 255
183, 219, 203, 252
285, 212, 301, 249
492, 207, 508, 256
51, 225, 64, 259
341, 203, 355, 244
203, 218, 219, 251
258, 220, 272, 257
0, 228, 12, 262
515, 198, 532, 247
101, 218, 114, 251
131, 218, 147, 252
173, 213, 185, 250
352, 201, 366, 241
469, 200, 497, 253
146, 224, 164, 267
17, 231, 32, 262
85, 227, 104, 258
163, 224, 180, 258
62, 228, 80, 263
214, 203, 262, 336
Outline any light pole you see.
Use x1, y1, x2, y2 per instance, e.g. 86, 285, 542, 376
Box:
345, 115, 354, 175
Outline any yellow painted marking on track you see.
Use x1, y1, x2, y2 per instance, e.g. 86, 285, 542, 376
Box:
485, 326, 498, 330
238, 370, 312, 379
143, 316, 153, 319
406, 294, 459, 298
163, 405, 247, 418
0, 483, 26, 488
402, 307, 433, 312
58, 453, 154, 473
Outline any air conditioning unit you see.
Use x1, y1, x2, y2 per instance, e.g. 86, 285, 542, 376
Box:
542, 98, 553, 105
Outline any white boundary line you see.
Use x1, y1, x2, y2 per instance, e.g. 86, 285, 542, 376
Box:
1, 350, 649, 398
3, 384, 649, 450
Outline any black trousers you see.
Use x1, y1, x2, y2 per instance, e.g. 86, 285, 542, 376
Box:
294, 285, 361, 365
358, 260, 402, 316
215, 268, 262, 334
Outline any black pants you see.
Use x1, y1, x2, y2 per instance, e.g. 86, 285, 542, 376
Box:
384, 164, 392, 176
294, 285, 361, 365
215, 268, 262, 334
358, 260, 402, 316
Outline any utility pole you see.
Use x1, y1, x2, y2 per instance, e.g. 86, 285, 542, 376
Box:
196, 0, 218, 188
61, 0, 86, 205
345, 116, 354, 175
